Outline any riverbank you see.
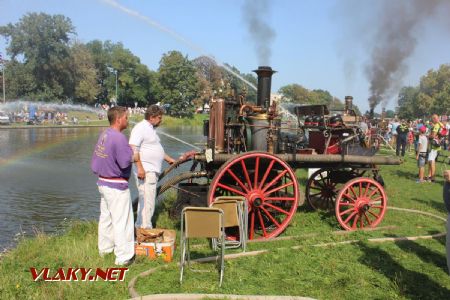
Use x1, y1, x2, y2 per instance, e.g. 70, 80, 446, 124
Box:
0, 113, 208, 130
1, 152, 450, 299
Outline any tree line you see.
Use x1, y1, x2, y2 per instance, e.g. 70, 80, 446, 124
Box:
7, 12, 431, 118
397, 64, 450, 119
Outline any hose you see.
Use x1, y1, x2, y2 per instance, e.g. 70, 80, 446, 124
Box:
158, 158, 192, 181
157, 171, 208, 196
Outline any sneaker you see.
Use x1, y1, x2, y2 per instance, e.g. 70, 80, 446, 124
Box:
416, 179, 424, 183
116, 255, 135, 266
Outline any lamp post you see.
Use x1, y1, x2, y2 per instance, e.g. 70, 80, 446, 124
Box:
114, 69, 118, 102
107, 66, 118, 104
0, 53, 5, 103
1, 64, 5, 104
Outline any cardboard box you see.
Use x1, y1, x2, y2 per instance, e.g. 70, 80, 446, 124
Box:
135, 229, 176, 262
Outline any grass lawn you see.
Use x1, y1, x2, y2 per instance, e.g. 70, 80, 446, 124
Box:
1, 148, 450, 299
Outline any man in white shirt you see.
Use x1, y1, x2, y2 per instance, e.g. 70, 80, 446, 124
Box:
129, 105, 175, 229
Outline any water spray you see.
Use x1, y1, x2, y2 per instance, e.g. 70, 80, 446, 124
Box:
100, 0, 257, 91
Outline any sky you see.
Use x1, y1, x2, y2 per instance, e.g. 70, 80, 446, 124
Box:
1, 0, 449, 113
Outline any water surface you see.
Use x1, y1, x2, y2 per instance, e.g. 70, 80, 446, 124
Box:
0, 125, 203, 250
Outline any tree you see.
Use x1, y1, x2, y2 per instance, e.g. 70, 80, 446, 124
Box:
397, 64, 450, 118
157, 51, 199, 117
278, 84, 314, 103
192, 57, 257, 104
397, 86, 419, 119
0, 13, 75, 101
69, 42, 99, 103
86, 40, 156, 107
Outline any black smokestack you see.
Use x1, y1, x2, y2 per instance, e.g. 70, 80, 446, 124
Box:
242, 0, 276, 65
345, 96, 353, 113
254, 66, 276, 108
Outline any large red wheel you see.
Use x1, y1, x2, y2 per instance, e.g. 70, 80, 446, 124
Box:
208, 152, 299, 240
335, 177, 387, 230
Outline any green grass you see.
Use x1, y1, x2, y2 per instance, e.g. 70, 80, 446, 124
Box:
1, 148, 450, 299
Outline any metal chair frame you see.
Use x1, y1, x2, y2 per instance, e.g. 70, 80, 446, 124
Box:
180, 207, 225, 287
212, 196, 248, 252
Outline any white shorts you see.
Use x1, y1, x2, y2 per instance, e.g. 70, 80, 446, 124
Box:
428, 149, 438, 162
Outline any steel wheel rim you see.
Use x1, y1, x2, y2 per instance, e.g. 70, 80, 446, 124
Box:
208, 152, 299, 240
335, 177, 387, 231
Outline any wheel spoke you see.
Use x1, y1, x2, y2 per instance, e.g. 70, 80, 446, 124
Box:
310, 186, 322, 191
342, 192, 357, 203
349, 185, 359, 198
260, 206, 281, 228
343, 211, 358, 224
368, 210, 380, 219
217, 183, 247, 197
339, 202, 355, 207
249, 210, 255, 240
240, 160, 252, 191
226, 169, 250, 193
370, 205, 384, 209
339, 207, 355, 216
314, 180, 326, 189
363, 182, 371, 197
257, 209, 268, 237
264, 181, 294, 196
264, 202, 290, 215
258, 159, 276, 189
367, 187, 379, 198
351, 213, 360, 229
369, 196, 383, 203
310, 191, 322, 197
363, 212, 372, 225
262, 170, 288, 193
254, 156, 260, 189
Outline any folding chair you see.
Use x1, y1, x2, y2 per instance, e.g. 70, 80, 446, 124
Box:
180, 207, 225, 287
211, 196, 248, 252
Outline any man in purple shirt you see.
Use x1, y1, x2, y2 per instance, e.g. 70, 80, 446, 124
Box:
91, 106, 135, 266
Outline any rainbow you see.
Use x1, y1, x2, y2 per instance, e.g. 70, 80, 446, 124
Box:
0, 128, 103, 169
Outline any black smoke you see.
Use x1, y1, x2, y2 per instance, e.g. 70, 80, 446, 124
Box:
337, 0, 450, 111
242, 0, 276, 66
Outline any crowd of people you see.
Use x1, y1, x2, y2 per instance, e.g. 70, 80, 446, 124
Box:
362, 114, 449, 183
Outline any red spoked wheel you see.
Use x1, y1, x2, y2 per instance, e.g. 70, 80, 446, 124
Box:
208, 152, 299, 240
306, 169, 338, 211
335, 177, 387, 230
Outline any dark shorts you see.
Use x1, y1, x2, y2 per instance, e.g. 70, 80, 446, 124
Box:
417, 156, 426, 167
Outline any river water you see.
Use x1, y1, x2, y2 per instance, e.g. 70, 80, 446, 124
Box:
0, 125, 204, 251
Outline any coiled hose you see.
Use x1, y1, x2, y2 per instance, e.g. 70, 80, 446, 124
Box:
157, 171, 208, 196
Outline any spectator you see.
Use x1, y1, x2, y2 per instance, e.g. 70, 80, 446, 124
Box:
443, 169, 450, 274
427, 114, 444, 182
416, 126, 428, 183
90, 106, 135, 266
396, 119, 409, 157
391, 118, 400, 147
129, 105, 176, 230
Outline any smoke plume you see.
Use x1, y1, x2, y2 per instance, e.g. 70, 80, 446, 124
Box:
242, 0, 276, 66
337, 0, 450, 111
